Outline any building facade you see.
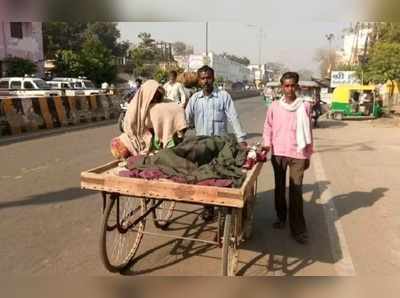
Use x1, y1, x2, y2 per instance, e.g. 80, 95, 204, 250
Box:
0, 21, 44, 76
175, 52, 254, 83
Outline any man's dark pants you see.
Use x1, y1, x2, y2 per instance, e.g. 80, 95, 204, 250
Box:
271, 155, 309, 236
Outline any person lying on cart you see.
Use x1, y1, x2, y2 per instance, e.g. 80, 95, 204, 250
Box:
111, 79, 187, 159
185, 65, 247, 221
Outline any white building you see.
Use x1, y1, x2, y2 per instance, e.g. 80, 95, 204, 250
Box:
175, 52, 254, 83
339, 27, 373, 65
0, 21, 44, 76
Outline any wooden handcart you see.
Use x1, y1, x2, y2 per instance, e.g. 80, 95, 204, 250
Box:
81, 160, 263, 276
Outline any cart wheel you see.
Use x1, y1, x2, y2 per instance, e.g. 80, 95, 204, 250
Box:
243, 186, 256, 240
221, 211, 239, 276
100, 194, 146, 272
151, 199, 176, 229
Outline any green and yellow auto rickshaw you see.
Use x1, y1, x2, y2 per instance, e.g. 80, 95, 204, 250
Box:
329, 84, 383, 120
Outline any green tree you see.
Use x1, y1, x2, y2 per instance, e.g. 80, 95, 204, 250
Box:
43, 22, 129, 59
154, 68, 169, 84
53, 50, 82, 77
334, 64, 360, 72
362, 42, 400, 85
370, 22, 400, 45
3, 57, 37, 76
43, 22, 87, 59
129, 33, 161, 78
215, 75, 224, 86
78, 35, 118, 85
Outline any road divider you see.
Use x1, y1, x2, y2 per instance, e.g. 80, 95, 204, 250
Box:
0, 94, 122, 136
0, 90, 259, 137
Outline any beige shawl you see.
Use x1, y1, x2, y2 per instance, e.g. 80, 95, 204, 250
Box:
147, 101, 187, 147
120, 80, 160, 155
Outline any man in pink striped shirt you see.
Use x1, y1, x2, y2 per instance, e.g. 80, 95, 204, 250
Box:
262, 72, 313, 244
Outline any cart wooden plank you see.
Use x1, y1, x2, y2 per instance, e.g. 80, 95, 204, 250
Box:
81, 161, 264, 208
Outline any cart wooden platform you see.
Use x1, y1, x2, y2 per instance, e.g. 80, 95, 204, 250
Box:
81, 160, 264, 276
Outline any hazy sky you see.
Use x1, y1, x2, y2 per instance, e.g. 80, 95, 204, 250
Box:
118, 21, 348, 75
117, 0, 363, 75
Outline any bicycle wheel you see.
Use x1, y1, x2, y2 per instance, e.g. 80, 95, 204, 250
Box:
151, 199, 176, 229
99, 194, 146, 272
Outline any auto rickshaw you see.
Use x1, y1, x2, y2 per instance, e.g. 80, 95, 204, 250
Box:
262, 82, 281, 107
262, 81, 320, 106
329, 84, 383, 120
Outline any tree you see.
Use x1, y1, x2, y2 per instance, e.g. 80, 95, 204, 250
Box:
362, 42, 400, 84
137, 32, 156, 48
172, 41, 194, 56
314, 48, 340, 78
3, 57, 37, 76
154, 68, 169, 84
215, 75, 224, 86
370, 22, 400, 46
53, 36, 118, 84
78, 35, 118, 85
53, 50, 82, 77
43, 22, 129, 59
43, 22, 87, 59
129, 33, 162, 78
334, 64, 360, 72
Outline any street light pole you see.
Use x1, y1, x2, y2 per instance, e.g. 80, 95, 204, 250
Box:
205, 21, 208, 56
258, 27, 262, 67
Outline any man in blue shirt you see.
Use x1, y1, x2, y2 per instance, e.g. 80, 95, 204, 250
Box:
186, 65, 247, 221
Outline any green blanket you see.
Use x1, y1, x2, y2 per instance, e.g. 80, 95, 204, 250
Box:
129, 134, 247, 187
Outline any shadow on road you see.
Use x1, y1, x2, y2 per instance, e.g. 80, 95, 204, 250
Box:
316, 141, 375, 153
118, 180, 387, 276
122, 207, 217, 276
316, 119, 348, 129
236, 184, 387, 276
0, 187, 92, 210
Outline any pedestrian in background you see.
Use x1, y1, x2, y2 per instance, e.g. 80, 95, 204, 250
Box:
164, 70, 188, 107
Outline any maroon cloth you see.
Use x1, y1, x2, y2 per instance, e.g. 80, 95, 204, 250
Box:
126, 155, 146, 170
119, 168, 233, 188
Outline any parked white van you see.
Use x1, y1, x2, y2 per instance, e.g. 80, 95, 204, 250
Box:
0, 76, 62, 97
52, 77, 101, 96
46, 81, 85, 96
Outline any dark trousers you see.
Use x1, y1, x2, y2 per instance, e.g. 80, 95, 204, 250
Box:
271, 155, 309, 236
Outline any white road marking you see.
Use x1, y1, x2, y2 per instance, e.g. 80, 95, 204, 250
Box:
312, 152, 356, 276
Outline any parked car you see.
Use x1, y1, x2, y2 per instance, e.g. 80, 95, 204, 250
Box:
52, 77, 101, 96
46, 80, 85, 96
0, 76, 62, 97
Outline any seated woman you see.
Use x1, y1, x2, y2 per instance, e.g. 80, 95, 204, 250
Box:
111, 80, 187, 160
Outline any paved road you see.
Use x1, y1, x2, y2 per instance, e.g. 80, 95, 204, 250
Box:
1, 96, 399, 275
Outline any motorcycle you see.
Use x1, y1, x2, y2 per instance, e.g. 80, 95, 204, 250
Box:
311, 99, 326, 128
118, 89, 136, 132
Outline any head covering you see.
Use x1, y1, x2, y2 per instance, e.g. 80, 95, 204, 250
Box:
147, 102, 187, 148
120, 80, 161, 155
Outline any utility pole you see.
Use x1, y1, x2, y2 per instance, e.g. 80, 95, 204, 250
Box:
325, 33, 335, 78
